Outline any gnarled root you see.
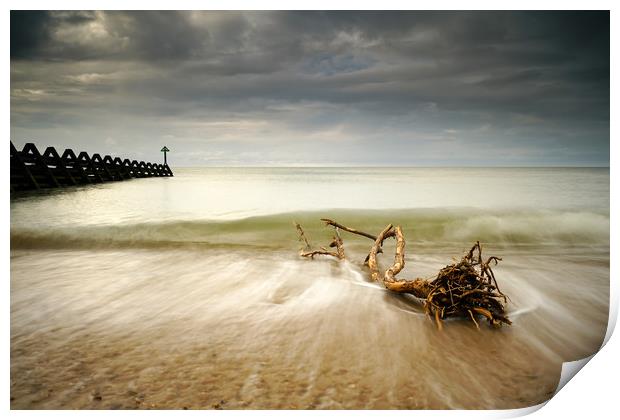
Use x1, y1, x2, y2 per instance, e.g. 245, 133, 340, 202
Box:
296, 219, 511, 329
296, 221, 345, 260
423, 241, 511, 328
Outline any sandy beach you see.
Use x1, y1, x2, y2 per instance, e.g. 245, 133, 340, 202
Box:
10, 168, 610, 409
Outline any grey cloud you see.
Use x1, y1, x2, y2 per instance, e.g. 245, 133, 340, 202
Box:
10, 11, 609, 166
10, 11, 53, 59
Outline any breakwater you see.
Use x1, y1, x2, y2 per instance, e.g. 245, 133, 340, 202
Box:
10, 141, 173, 191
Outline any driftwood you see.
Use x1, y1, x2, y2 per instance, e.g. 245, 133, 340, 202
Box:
296, 222, 345, 260
295, 219, 511, 330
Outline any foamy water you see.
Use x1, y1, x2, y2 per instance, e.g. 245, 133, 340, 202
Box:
10, 167, 609, 409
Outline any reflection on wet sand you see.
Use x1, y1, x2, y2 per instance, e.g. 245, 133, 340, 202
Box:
11, 247, 608, 409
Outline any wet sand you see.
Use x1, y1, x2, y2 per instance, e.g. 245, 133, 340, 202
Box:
10, 246, 608, 409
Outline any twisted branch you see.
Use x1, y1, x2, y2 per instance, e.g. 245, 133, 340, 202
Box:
295, 218, 511, 329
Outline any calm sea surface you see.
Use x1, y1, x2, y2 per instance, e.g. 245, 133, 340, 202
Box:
10, 167, 610, 409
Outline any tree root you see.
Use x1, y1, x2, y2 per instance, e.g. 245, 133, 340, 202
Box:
296, 219, 511, 329
295, 221, 345, 260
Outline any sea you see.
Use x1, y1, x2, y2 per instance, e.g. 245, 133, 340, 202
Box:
10, 167, 610, 409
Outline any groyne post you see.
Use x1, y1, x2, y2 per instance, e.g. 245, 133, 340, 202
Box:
10, 141, 174, 192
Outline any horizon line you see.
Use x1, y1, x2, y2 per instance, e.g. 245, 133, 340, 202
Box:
167, 165, 611, 169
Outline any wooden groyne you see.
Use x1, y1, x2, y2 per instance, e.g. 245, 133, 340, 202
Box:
10, 141, 173, 192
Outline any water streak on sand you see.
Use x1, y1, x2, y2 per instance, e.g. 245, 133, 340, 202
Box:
10, 167, 609, 409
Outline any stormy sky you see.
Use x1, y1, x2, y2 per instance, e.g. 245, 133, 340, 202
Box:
10, 11, 609, 166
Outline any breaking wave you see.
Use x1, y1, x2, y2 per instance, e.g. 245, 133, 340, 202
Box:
10, 208, 609, 251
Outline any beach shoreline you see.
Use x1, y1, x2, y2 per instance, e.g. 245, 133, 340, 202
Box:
10, 245, 608, 409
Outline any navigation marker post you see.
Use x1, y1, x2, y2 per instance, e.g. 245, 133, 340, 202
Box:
161, 146, 170, 165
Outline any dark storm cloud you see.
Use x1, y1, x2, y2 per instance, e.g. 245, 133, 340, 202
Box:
10, 11, 52, 59
10, 11, 609, 166
11, 11, 97, 58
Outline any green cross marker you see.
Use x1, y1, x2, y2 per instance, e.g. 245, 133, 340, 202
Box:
161, 146, 170, 165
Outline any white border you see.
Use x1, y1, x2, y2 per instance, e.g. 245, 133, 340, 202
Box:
4, 2, 617, 419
